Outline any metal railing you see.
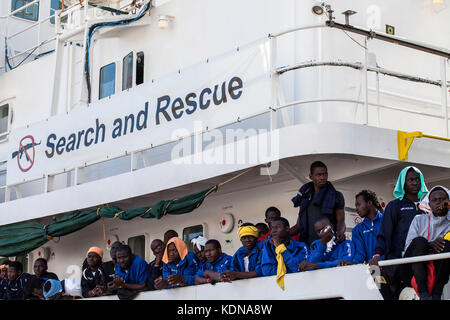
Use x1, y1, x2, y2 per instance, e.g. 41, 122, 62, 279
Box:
378, 252, 450, 267
2, 0, 57, 68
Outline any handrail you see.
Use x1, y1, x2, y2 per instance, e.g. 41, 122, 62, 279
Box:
397, 130, 450, 161
378, 252, 450, 267
276, 60, 444, 87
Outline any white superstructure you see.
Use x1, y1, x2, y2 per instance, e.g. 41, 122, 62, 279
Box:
0, 0, 449, 300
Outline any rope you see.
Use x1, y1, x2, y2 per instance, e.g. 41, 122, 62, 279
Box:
138, 207, 152, 217
218, 166, 258, 188
265, 163, 273, 182
102, 218, 106, 249
114, 210, 125, 218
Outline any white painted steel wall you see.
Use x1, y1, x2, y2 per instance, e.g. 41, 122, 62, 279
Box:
0, 0, 448, 216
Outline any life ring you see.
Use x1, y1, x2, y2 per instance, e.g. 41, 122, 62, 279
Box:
219, 213, 234, 233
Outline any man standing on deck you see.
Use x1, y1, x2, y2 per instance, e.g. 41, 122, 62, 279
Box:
289, 161, 346, 246
369, 166, 428, 300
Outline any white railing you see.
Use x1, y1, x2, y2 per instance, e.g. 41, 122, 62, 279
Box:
1, 22, 449, 202
2, 0, 57, 68
378, 252, 450, 267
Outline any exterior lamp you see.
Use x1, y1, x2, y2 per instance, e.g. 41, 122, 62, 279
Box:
158, 15, 174, 29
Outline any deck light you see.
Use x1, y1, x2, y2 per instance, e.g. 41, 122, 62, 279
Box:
312, 2, 325, 15
158, 15, 174, 29
432, 0, 444, 5
342, 10, 357, 25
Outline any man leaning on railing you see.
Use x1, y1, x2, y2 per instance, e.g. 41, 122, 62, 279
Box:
399, 186, 450, 300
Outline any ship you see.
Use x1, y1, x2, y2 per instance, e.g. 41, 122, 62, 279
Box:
0, 0, 449, 300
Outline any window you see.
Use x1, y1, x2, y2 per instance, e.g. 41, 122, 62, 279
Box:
99, 63, 116, 100
50, 0, 65, 24
136, 51, 144, 86
0, 162, 6, 203
15, 254, 29, 273
122, 52, 133, 91
128, 235, 145, 260
11, 0, 39, 21
183, 225, 204, 252
0, 104, 10, 142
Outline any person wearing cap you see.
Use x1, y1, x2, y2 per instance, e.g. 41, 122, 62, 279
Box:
191, 236, 208, 271
369, 166, 428, 300
194, 240, 232, 285
42, 278, 82, 300
154, 237, 197, 290
108, 244, 148, 293
81, 247, 107, 298
221, 223, 263, 282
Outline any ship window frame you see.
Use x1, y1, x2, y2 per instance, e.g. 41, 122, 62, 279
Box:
182, 224, 204, 253
99, 62, 116, 100
0, 103, 12, 143
15, 253, 29, 273
136, 51, 144, 86
11, 0, 39, 22
0, 161, 6, 203
122, 52, 133, 91
127, 234, 146, 260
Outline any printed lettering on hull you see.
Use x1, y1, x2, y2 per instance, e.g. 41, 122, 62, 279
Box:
6, 39, 271, 185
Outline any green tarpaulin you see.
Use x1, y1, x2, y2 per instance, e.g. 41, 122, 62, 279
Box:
0, 185, 218, 257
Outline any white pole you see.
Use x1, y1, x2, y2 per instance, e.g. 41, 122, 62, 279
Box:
379, 252, 450, 267
363, 40, 369, 125
441, 57, 448, 137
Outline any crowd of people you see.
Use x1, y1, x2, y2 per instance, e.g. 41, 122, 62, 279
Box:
0, 161, 449, 300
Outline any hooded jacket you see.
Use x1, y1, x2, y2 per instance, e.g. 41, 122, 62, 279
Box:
374, 166, 427, 259
81, 267, 107, 297
352, 211, 383, 264
403, 186, 450, 256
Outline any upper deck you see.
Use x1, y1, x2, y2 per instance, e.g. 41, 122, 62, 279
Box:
0, 0, 449, 226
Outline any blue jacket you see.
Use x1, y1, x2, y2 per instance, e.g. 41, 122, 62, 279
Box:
162, 252, 198, 288
231, 242, 263, 276
261, 239, 308, 276
195, 253, 232, 278
309, 239, 354, 269
115, 254, 149, 285
374, 198, 425, 259
0, 279, 7, 300
352, 211, 383, 264
193, 254, 206, 272
291, 182, 345, 243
